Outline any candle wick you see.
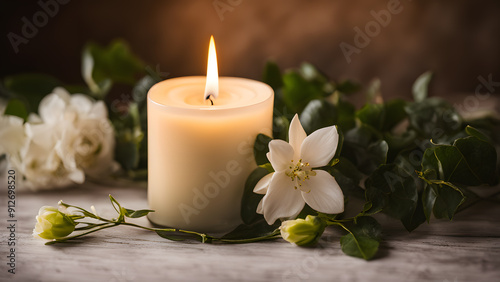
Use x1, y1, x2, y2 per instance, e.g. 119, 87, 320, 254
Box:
205, 94, 214, 106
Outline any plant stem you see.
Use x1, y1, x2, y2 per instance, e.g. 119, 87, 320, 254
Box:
48, 223, 116, 244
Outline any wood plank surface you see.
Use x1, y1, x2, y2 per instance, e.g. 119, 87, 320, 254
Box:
1, 179, 499, 282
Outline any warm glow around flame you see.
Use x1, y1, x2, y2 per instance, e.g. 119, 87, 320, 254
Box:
204, 35, 219, 102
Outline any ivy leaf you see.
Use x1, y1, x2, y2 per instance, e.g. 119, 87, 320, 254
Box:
364, 164, 418, 221
340, 216, 381, 260
282, 69, 324, 113
327, 157, 364, 198
356, 103, 385, 131
82, 40, 145, 97
155, 230, 187, 242
3, 99, 28, 120
262, 61, 283, 91
272, 115, 290, 141
343, 124, 388, 176
405, 97, 462, 140
3, 73, 61, 113
335, 79, 361, 94
113, 102, 144, 171
123, 208, 155, 218
259, 163, 274, 173
343, 126, 388, 175
401, 192, 426, 232
383, 99, 408, 131
428, 181, 465, 220
385, 131, 418, 162
412, 71, 432, 102
222, 218, 280, 240
421, 136, 497, 186
422, 183, 437, 222
465, 125, 492, 144
335, 98, 356, 132
300, 99, 337, 134
241, 167, 269, 224
356, 99, 407, 133
254, 134, 272, 166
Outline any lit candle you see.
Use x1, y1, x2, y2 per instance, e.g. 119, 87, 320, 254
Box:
147, 36, 274, 233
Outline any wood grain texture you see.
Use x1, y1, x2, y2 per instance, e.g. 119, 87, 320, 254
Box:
1, 181, 499, 282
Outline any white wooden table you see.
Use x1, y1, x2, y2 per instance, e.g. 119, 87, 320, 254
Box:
2, 180, 499, 282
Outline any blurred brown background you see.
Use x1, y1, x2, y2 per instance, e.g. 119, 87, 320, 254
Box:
1, 0, 500, 102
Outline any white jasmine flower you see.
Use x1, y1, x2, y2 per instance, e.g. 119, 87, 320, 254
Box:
254, 114, 344, 225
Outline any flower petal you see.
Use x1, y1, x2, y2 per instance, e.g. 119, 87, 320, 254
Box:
288, 114, 307, 160
300, 125, 338, 167
254, 172, 274, 194
38, 93, 66, 124
262, 171, 305, 224
301, 170, 344, 214
267, 139, 294, 172
256, 199, 264, 214
70, 94, 94, 115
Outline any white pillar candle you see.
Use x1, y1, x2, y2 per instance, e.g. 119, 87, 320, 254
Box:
147, 76, 273, 233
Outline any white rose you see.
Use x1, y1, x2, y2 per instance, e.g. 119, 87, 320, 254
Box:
2, 87, 117, 191
61, 91, 118, 178
0, 114, 26, 156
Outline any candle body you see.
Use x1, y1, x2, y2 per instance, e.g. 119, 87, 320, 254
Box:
147, 77, 273, 233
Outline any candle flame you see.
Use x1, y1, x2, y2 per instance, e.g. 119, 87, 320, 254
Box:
204, 35, 219, 103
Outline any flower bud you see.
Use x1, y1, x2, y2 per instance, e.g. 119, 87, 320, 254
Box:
33, 206, 76, 240
280, 215, 326, 246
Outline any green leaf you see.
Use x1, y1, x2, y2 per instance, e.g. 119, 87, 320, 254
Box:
421, 136, 497, 186
300, 99, 337, 134
155, 230, 187, 241
335, 79, 361, 94
335, 99, 356, 132
405, 97, 462, 140
259, 163, 274, 173
109, 195, 125, 222
222, 218, 280, 240
4, 99, 28, 120
113, 102, 144, 171
328, 157, 364, 198
383, 99, 408, 131
356, 103, 385, 131
401, 192, 426, 232
343, 124, 388, 175
272, 115, 290, 141
355, 99, 407, 133
132, 75, 160, 169
465, 125, 491, 143
132, 75, 160, 107
412, 71, 432, 102
123, 208, 155, 218
339, 217, 381, 260
385, 130, 418, 162
430, 181, 465, 220
241, 167, 269, 224
365, 164, 418, 220
367, 140, 389, 164
3, 73, 62, 113
282, 71, 324, 113
422, 183, 437, 222
82, 40, 145, 97
262, 61, 283, 91
254, 134, 272, 166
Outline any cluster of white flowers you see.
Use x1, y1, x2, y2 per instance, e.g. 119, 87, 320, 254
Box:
0, 87, 118, 191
